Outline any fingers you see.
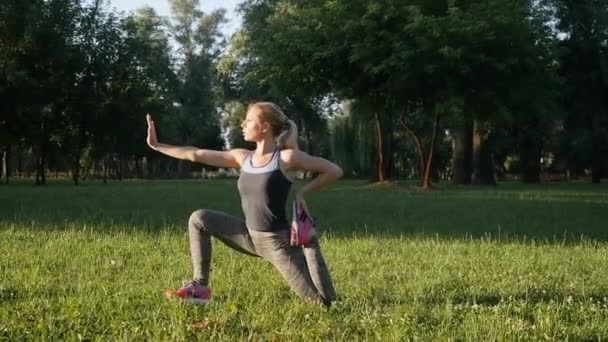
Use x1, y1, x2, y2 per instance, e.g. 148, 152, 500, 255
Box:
295, 192, 311, 216
146, 114, 156, 137
298, 198, 310, 216
145, 114, 158, 149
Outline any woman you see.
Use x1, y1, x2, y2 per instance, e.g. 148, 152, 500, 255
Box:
146, 102, 342, 306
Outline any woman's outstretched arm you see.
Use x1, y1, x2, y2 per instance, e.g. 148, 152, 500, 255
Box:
146, 114, 248, 168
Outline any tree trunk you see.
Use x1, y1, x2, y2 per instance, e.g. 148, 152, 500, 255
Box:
384, 116, 395, 179
147, 156, 155, 179
452, 119, 473, 185
103, 156, 108, 184
71, 141, 82, 185
36, 151, 47, 185
72, 113, 89, 186
519, 117, 542, 183
1, 145, 9, 184
135, 156, 143, 179
422, 110, 440, 189
373, 111, 385, 182
16, 145, 22, 175
591, 139, 601, 183
177, 160, 185, 178
119, 156, 124, 180
72, 159, 80, 185
399, 113, 425, 183
306, 126, 314, 156
520, 144, 542, 183
111, 157, 121, 180
141, 157, 147, 179
36, 119, 48, 185
472, 119, 496, 185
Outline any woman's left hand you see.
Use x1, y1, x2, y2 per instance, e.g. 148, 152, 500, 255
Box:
295, 191, 310, 215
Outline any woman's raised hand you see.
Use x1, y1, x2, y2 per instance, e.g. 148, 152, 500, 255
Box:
146, 114, 158, 149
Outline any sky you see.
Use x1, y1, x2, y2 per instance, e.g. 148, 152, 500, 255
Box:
108, 0, 244, 36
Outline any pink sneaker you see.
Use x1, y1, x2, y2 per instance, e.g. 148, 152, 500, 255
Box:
165, 281, 211, 305
290, 201, 316, 246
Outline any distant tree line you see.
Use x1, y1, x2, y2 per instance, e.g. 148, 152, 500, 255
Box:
1, 0, 606, 187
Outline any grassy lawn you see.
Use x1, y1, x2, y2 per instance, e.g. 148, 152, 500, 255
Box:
1, 179, 607, 340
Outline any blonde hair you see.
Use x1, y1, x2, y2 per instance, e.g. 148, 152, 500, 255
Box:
250, 102, 298, 150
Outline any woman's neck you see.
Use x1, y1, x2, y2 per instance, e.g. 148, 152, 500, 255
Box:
255, 138, 277, 155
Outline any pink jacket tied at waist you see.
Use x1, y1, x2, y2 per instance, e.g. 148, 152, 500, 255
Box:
290, 201, 316, 246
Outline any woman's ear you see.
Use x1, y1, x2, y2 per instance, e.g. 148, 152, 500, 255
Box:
262, 121, 271, 133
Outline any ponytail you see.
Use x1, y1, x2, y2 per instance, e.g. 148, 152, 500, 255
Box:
276, 119, 298, 150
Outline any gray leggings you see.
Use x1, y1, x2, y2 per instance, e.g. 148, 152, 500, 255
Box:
188, 209, 336, 306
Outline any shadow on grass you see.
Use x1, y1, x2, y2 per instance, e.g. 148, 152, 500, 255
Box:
422, 288, 608, 307
0, 287, 19, 304
2, 180, 608, 243
364, 282, 608, 308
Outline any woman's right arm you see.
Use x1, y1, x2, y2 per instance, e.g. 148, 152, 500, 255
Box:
146, 114, 248, 168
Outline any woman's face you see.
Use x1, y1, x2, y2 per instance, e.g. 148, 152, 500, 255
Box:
241, 106, 270, 142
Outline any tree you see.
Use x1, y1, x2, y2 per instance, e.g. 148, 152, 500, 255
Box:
20, 0, 82, 185
0, 0, 41, 184
166, 0, 225, 176
328, 101, 374, 178
238, 0, 560, 188
63, 0, 125, 185
556, 0, 608, 183
92, 6, 176, 182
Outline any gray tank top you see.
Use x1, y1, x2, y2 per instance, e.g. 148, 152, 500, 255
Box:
237, 149, 292, 232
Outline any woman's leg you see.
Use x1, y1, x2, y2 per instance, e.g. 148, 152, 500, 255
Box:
250, 229, 329, 306
188, 209, 259, 286
303, 237, 337, 303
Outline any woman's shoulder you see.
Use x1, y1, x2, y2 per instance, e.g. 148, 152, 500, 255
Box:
279, 149, 312, 166
279, 148, 297, 160
230, 148, 252, 167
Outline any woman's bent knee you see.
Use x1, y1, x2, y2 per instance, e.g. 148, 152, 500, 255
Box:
189, 209, 209, 230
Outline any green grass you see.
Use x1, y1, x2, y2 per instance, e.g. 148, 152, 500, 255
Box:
1, 179, 608, 340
